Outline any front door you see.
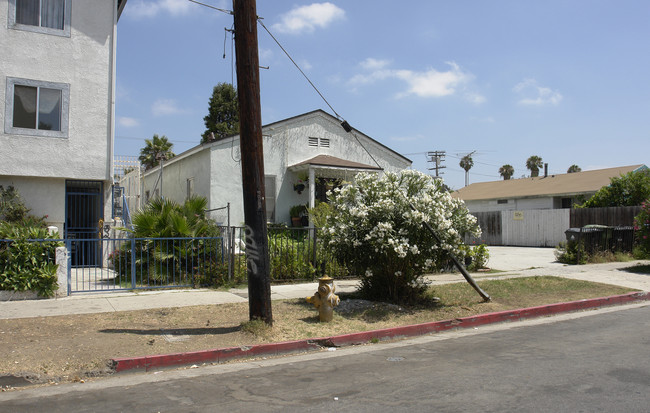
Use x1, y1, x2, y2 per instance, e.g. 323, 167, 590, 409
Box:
65, 180, 103, 267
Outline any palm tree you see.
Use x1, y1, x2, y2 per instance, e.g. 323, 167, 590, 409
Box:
526, 155, 543, 177
567, 164, 582, 173
139, 134, 175, 170
459, 154, 474, 186
499, 164, 514, 180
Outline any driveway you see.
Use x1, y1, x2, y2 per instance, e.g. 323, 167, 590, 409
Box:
487, 246, 560, 271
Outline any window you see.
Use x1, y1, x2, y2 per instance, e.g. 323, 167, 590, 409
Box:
186, 177, 194, 200
265, 175, 276, 222
5, 77, 69, 138
497, 199, 508, 204
8, 0, 71, 37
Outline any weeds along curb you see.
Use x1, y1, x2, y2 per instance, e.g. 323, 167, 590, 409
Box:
111, 291, 650, 373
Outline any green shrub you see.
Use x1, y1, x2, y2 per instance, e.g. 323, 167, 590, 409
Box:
634, 200, 650, 258
467, 244, 490, 270
322, 170, 481, 304
555, 241, 587, 265
0, 223, 61, 297
268, 232, 316, 280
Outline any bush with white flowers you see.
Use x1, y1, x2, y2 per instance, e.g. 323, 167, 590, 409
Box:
321, 170, 480, 303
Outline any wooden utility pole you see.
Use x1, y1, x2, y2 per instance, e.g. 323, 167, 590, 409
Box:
232, 0, 273, 325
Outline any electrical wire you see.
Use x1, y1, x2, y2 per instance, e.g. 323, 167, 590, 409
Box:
257, 18, 343, 121
187, 0, 232, 15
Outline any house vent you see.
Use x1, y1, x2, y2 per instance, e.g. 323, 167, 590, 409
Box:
308, 137, 330, 148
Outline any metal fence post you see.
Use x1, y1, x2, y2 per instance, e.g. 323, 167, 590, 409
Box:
130, 237, 136, 289
66, 239, 72, 295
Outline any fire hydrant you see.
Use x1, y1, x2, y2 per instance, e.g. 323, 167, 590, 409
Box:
306, 275, 340, 322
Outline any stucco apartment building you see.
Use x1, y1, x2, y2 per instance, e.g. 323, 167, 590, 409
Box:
1, 0, 127, 240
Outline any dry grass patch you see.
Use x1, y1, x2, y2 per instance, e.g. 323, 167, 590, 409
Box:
0, 276, 636, 387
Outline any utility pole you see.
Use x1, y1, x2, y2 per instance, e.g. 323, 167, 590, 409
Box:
232, 0, 273, 325
427, 151, 446, 179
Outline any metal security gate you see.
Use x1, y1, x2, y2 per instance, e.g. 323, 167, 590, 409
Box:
65, 180, 103, 268
67, 236, 226, 293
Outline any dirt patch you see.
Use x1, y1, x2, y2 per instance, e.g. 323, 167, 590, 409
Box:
0, 277, 635, 389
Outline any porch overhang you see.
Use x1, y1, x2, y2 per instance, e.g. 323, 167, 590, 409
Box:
288, 155, 382, 179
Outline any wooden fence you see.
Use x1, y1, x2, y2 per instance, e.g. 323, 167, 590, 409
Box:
467, 206, 642, 247
570, 206, 642, 227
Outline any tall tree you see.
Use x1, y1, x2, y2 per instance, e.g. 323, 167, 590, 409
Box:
526, 155, 543, 177
582, 169, 650, 207
459, 154, 474, 186
567, 164, 582, 173
138, 134, 175, 171
499, 164, 514, 180
201, 82, 240, 143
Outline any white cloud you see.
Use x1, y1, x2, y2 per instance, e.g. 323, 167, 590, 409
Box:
514, 78, 563, 106
118, 117, 139, 127
127, 0, 193, 19
360, 58, 391, 71
272, 2, 345, 34
151, 98, 185, 116
349, 60, 483, 101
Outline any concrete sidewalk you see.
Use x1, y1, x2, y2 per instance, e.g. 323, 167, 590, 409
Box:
1, 247, 648, 320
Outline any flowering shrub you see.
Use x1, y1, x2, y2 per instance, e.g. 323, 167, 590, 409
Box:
321, 170, 480, 303
634, 200, 650, 258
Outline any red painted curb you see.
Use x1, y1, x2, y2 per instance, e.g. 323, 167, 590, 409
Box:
111, 291, 649, 373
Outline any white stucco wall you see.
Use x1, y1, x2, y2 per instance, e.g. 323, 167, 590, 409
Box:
141, 146, 212, 208
0, 176, 65, 233
213, 111, 411, 226
1, 1, 118, 233
0, 0, 116, 181
139, 111, 412, 227
465, 196, 555, 213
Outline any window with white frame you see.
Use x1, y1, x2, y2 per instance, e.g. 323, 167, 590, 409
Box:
5, 77, 70, 138
8, 0, 71, 37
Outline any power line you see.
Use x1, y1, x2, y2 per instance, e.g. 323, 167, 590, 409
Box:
187, 0, 232, 15
257, 18, 343, 121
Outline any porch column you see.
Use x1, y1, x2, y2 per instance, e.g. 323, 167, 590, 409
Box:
309, 167, 315, 228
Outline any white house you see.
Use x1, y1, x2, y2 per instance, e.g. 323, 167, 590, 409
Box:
454, 165, 648, 213
453, 164, 648, 247
0, 0, 127, 245
136, 109, 412, 226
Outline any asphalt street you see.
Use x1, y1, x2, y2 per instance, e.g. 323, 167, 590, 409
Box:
2, 303, 648, 412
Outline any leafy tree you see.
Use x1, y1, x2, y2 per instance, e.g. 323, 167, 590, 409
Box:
526, 155, 543, 177
499, 164, 514, 180
567, 164, 582, 173
581, 169, 650, 208
459, 154, 474, 186
201, 83, 239, 143
321, 170, 480, 304
138, 134, 175, 171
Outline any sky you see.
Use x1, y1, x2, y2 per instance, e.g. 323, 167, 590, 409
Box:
115, 0, 650, 190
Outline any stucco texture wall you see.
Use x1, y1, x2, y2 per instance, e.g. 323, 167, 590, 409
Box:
0, 0, 115, 181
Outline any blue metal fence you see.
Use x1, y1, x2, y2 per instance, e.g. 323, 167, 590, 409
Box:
2, 225, 350, 296
68, 236, 226, 294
